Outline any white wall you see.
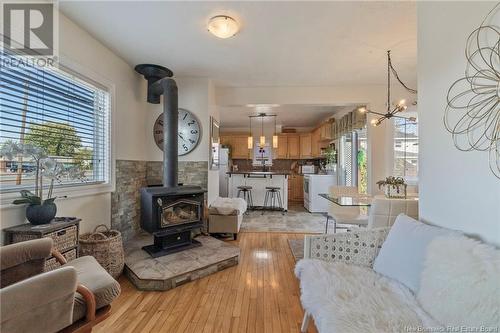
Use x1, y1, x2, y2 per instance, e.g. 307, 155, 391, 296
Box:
1, 13, 146, 240
216, 85, 415, 195
418, 2, 500, 245
208, 80, 220, 204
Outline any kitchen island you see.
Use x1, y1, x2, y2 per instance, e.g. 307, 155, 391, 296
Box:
227, 171, 290, 211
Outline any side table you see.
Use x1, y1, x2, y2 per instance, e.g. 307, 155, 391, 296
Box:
3, 217, 81, 271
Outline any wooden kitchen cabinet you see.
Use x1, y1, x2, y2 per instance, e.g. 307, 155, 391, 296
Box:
300, 134, 312, 158
311, 128, 321, 157
276, 135, 288, 159
288, 174, 304, 202
231, 135, 250, 159
287, 135, 300, 159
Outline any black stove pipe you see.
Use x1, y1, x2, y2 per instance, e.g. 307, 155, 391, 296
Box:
159, 78, 178, 188
135, 64, 178, 188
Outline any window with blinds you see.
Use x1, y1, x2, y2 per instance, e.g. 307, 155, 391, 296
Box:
0, 51, 110, 192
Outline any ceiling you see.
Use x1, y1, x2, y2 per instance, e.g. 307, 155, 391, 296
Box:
60, 1, 417, 88
219, 104, 354, 128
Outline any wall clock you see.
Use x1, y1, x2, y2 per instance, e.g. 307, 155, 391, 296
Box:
153, 108, 201, 156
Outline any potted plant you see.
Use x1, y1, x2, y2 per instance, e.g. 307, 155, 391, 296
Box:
376, 176, 407, 198
324, 147, 337, 174
2, 143, 86, 225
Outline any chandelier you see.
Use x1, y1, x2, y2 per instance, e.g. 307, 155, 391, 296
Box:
359, 50, 417, 126
247, 113, 278, 149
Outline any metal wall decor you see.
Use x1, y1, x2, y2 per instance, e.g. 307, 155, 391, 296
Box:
444, 3, 500, 179
358, 51, 418, 126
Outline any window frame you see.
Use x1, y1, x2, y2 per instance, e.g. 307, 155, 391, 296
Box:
391, 113, 418, 186
0, 54, 115, 206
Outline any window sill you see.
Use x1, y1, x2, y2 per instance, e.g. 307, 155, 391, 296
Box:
0, 182, 115, 209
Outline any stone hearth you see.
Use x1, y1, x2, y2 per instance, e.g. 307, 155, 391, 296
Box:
124, 234, 239, 291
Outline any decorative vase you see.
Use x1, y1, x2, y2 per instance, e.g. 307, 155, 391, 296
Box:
384, 185, 407, 199
26, 202, 57, 225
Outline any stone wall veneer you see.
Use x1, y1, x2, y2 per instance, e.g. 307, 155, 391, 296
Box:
111, 160, 208, 241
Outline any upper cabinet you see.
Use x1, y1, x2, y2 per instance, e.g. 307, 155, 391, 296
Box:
277, 135, 289, 159
299, 134, 312, 158
220, 118, 335, 160
220, 134, 249, 159
287, 135, 300, 159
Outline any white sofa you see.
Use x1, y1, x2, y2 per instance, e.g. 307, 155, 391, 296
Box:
208, 197, 247, 240
296, 214, 500, 333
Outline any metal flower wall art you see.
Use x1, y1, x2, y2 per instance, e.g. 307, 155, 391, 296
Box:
444, 3, 500, 179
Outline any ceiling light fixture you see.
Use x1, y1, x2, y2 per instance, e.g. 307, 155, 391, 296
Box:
248, 113, 278, 150
359, 50, 417, 126
207, 15, 239, 39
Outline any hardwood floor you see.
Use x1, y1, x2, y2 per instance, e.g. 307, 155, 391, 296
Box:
95, 232, 317, 333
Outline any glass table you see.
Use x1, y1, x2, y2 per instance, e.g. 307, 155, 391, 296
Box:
318, 193, 372, 207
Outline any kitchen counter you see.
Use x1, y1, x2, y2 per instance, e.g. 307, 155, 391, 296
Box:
227, 171, 291, 176
227, 172, 289, 210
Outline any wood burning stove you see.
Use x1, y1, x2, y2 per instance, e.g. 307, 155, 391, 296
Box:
140, 186, 205, 257
136, 64, 205, 258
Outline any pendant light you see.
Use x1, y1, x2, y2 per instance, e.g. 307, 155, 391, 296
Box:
247, 116, 253, 149
358, 50, 417, 126
272, 116, 278, 148
259, 115, 265, 148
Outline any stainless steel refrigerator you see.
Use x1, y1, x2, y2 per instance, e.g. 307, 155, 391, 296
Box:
218, 148, 230, 197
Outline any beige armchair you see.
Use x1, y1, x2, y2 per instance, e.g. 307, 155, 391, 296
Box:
326, 186, 368, 233
367, 197, 419, 228
0, 238, 121, 333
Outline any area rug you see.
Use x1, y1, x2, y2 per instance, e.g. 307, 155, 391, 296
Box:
288, 239, 304, 261
240, 206, 328, 233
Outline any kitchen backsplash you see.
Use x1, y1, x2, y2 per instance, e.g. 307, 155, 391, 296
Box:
231, 159, 320, 173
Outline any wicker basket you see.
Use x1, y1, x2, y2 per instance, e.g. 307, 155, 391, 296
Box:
79, 224, 124, 279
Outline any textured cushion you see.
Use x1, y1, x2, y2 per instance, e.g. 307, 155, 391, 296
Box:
418, 235, 500, 328
295, 259, 438, 333
0, 238, 53, 287
209, 197, 247, 216
0, 266, 77, 333
63, 256, 121, 322
373, 214, 455, 292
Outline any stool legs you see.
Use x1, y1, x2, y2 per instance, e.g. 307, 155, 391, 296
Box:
262, 189, 284, 215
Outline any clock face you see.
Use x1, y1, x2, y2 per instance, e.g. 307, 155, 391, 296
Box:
153, 108, 201, 156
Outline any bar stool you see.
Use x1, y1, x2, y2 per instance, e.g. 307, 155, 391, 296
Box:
237, 186, 253, 212
262, 186, 284, 215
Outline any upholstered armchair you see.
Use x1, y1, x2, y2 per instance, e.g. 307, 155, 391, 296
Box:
0, 238, 121, 333
367, 197, 419, 228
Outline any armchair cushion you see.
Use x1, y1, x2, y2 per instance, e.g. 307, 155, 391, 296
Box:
0, 266, 77, 333
63, 256, 121, 322
373, 214, 456, 292
0, 238, 53, 287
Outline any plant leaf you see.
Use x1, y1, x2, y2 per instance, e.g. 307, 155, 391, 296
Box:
12, 198, 31, 205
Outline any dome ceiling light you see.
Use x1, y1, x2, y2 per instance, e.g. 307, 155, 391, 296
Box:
207, 15, 239, 39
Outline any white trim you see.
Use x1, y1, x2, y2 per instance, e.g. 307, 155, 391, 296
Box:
0, 52, 116, 206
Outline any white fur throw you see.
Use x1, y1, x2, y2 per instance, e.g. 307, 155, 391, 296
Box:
209, 197, 247, 216
295, 259, 434, 333
418, 235, 500, 329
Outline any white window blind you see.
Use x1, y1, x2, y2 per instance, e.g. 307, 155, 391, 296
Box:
0, 51, 110, 192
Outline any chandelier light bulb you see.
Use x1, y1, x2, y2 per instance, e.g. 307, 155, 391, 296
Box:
272, 135, 278, 148
358, 106, 367, 113
259, 135, 266, 147
247, 136, 253, 149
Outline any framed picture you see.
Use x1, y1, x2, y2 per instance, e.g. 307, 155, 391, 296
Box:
209, 117, 220, 170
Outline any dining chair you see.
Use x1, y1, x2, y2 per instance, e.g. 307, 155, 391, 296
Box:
367, 197, 419, 228
325, 186, 368, 233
